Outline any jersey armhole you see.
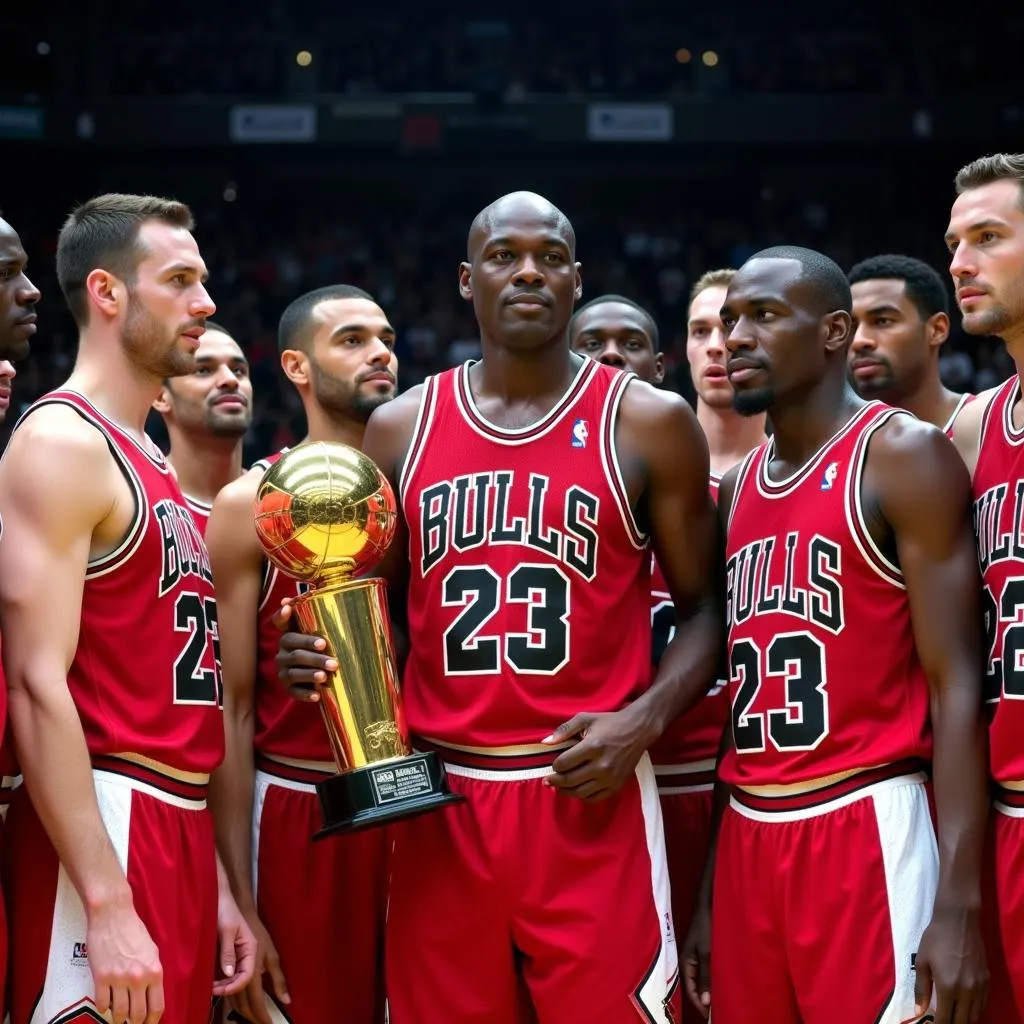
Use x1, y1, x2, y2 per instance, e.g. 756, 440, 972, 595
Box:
726, 447, 761, 533
398, 375, 439, 506
598, 371, 647, 550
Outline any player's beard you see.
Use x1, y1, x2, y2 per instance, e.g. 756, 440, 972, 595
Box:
309, 356, 393, 423
204, 406, 251, 438
961, 278, 1024, 338
733, 386, 776, 417
122, 290, 194, 379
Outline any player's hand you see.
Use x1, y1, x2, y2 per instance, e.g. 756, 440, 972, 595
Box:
273, 599, 337, 702
682, 903, 712, 1019
542, 705, 656, 801
227, 911, 291, 1024
914, 901, 988, 1024
214, 888, 258, 998
86, 900, 164, 1024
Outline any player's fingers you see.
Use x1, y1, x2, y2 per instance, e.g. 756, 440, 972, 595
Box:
93, 980, 113, 1017
270, 599, 294, 631
144, 979, 165, 1024
542, 712, 595, 746
915, 962, 936, 1022
265, 947, 292, 1006
110, 983, 130, 1024
128, 980, 149, 1024
226, 934, 258, 994
699, 947, 712, 1013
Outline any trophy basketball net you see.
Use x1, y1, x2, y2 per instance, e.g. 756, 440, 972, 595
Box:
254, 441, 463, 838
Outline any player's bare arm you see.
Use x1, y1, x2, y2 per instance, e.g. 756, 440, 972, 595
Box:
682, 463, 740, 1021
546, 382, 724, 802
0, 406, 165, 1023
951, 384, 1000, 478
865, 415, 989, 1023
275, 387, 421, 697
207, 468, 291, 1021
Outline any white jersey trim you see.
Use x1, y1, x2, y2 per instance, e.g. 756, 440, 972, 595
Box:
599, 370, 647, 549
941, 393, 973, 436
844, 407, 906, 589
398, 376, 439, 504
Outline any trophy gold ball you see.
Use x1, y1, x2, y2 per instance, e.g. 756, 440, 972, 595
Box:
254, 441, 463, 837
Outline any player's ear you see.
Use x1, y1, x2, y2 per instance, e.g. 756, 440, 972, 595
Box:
280, 348, 310, 387
926, 311, 950, 350
458, 262, 472, 301
824, 310, 852, 353
152, 382, 173, 415
653, 352, 666, 385
86, 268, 123, 322
574, 263, 583, 304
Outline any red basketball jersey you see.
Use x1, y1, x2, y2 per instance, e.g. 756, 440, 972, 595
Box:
973, 376, 1024, 783
719, 403, 931, 789
400, 360, 651, 751
184, 495, 212, 538
648, 474, 728, 767
14, 391, 224, 774
944, 392, 976, 439
251, 450, 332, 762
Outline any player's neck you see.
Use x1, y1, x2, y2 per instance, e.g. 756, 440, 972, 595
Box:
696, 399, 767, 476
770, 381, 863, 469
166, 433, 243, 504
474, 341, 581, 404
304, 405, 366, 451
65, 342, 163, 436
887, 373, 963, 432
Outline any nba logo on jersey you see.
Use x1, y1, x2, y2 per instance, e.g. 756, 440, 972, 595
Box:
820, 461, 840, 491
571, 418, 589, 448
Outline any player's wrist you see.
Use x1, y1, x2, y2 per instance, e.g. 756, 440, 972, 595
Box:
82, 875, 134, 917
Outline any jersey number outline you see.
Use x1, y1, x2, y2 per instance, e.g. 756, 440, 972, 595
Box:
442, 564, 571, 675
730, 632, 829, 752
982, 577, 1024, 703
173, 592, 222, 706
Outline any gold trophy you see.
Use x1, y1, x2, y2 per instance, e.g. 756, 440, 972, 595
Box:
254, 440, 463, 838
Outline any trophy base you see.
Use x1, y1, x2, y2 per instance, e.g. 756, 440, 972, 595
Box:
313, 750, 465, 839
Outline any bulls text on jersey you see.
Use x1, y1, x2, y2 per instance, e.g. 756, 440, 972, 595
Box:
155, 499, 213, 597
726, 531, 844, 636
419, 470, 599, 582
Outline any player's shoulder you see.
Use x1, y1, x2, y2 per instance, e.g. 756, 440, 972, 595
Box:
210, 463, 264, 516
952, 385, 1000, 441
618, 376, 700, 436
368, 384, 425, 430
2, 401, 110, 473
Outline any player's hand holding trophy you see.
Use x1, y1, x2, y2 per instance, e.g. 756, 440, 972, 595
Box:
254, 441, 463, 838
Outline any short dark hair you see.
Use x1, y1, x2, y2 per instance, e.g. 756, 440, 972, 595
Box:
278, 284, 377, 354
748, 245, 852, 314
955, 152, 1024, 210
56, 193, 194, 327
569, 293, 659, 350
847, 254, 949, 319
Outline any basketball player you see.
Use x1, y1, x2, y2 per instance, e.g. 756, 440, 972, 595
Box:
848, 253, 973, 434
0, 194, 255, 1024
276, 192, 722, 1023
569, 289, 760, 1022
0, 213, 40, 361
944, 152, 1024, 1021
0, 211, 39, 1021
682, 246, 988, 1024
153, 321, 253, 532
684, 270, 768, 483
207, 285, 394, 1024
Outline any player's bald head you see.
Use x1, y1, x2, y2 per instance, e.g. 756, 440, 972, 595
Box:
467, 192, 576, 260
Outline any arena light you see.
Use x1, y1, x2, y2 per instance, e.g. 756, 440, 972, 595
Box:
296, 50, 313, 67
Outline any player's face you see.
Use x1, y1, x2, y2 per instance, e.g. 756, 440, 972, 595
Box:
305, 297, 398, 422
946, 179, 1024, 338
121, 220, 215, 379
460, 203, 582, 350
721, 258, 847, 417
156, 330, 252, 437
0, 220, 41, 362
849, 279, 939, 400
0, 360, 16, 425
686, 285, 733, 409
569, 301, 663, 385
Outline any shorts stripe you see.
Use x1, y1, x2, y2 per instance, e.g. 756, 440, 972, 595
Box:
255, 752, 332, 787
413, 736, 573, 776
731, 759, 927, 816
653, 760, 716, 793
90, 755, 208, 806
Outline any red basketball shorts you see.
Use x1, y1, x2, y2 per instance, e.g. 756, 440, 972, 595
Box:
242, 759, 389, 1024
983, 791, 1024, 1021
711, 770, 938, 1024
5, 760, 218, 1024
654, 761, 713, 1024
0, 772, 14, 1022
385, 747, 679, 1024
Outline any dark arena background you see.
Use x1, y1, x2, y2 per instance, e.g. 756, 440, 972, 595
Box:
3, 0, 1022, 456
